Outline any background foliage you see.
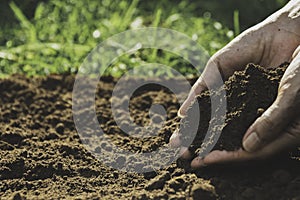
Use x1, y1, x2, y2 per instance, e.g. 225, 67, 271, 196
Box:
0, 0, 288, 77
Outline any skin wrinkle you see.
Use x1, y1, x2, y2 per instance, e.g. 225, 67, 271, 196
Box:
257, 33, 266, 66
287, 123, 300, 140
211, 58, 226, 82
277, 26, 300, 37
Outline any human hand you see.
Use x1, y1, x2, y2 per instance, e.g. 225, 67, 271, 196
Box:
169, 0, 300, 168
191, 46, 300, 168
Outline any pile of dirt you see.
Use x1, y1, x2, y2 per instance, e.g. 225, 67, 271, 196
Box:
0, 63, 299, 199
180, 63, 292, 154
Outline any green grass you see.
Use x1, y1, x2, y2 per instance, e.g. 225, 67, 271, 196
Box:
233, 10, 240, 37
0, 0, 234, 77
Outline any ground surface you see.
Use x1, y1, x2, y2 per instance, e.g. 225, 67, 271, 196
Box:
0, 64, 299, 199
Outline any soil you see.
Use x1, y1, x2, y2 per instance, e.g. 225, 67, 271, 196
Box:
0, 63, 299, 199
180, 63, 295, 154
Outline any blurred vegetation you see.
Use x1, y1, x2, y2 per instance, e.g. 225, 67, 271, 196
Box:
0, 0, 288, 77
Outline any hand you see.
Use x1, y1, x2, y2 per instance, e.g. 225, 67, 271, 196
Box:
169, 0, 300, 168
191, 48, 300, 168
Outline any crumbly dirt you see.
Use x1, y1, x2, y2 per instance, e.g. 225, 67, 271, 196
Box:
0, 63, 299, 199
180, 63, 296, 154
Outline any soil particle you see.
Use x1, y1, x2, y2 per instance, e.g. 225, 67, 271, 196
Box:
12, 192, 25, 200
187, 183, 217, 200
145, 171, 171, 190
272, 169, 292, 185
55, 123, 65, 134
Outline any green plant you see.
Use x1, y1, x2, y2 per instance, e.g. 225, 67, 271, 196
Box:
0, 0, 233, 77
233, 10, 240, 37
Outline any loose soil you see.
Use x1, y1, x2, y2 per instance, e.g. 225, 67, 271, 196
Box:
0, 63, 299, 199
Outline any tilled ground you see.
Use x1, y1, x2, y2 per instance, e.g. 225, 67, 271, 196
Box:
0, 64, 299, 199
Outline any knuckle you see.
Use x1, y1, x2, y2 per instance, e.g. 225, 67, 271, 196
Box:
192, 82, 206, 95
231, 151, 240, 160
286, 120, 300, 140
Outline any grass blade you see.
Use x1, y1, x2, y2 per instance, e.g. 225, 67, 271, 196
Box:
9, 1, 37, 43
233, 10, 240, 36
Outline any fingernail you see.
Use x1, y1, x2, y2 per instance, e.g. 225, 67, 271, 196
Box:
170, 129, 178, 139
177, 109, 186, 118
243, 132, 260, 152
169, 129, 181, 148
191, 157, 207, 168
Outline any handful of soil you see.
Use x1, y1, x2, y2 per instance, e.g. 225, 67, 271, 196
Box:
179, 63, 288, 155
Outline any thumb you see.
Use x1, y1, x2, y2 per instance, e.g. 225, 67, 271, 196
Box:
242, 96, 294, 152
178, 81, 206, 117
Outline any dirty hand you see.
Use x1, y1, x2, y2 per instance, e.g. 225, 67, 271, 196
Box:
190, 47, 300, 168
169, 0, 300, 168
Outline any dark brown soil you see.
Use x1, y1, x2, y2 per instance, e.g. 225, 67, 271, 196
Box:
180, 63, 295, 155
0, 64, 299, 199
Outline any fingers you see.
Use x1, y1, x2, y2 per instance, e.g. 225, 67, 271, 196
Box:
191, 122, 300, 168
242, 99, 292, 152
191, 149, 247, 168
